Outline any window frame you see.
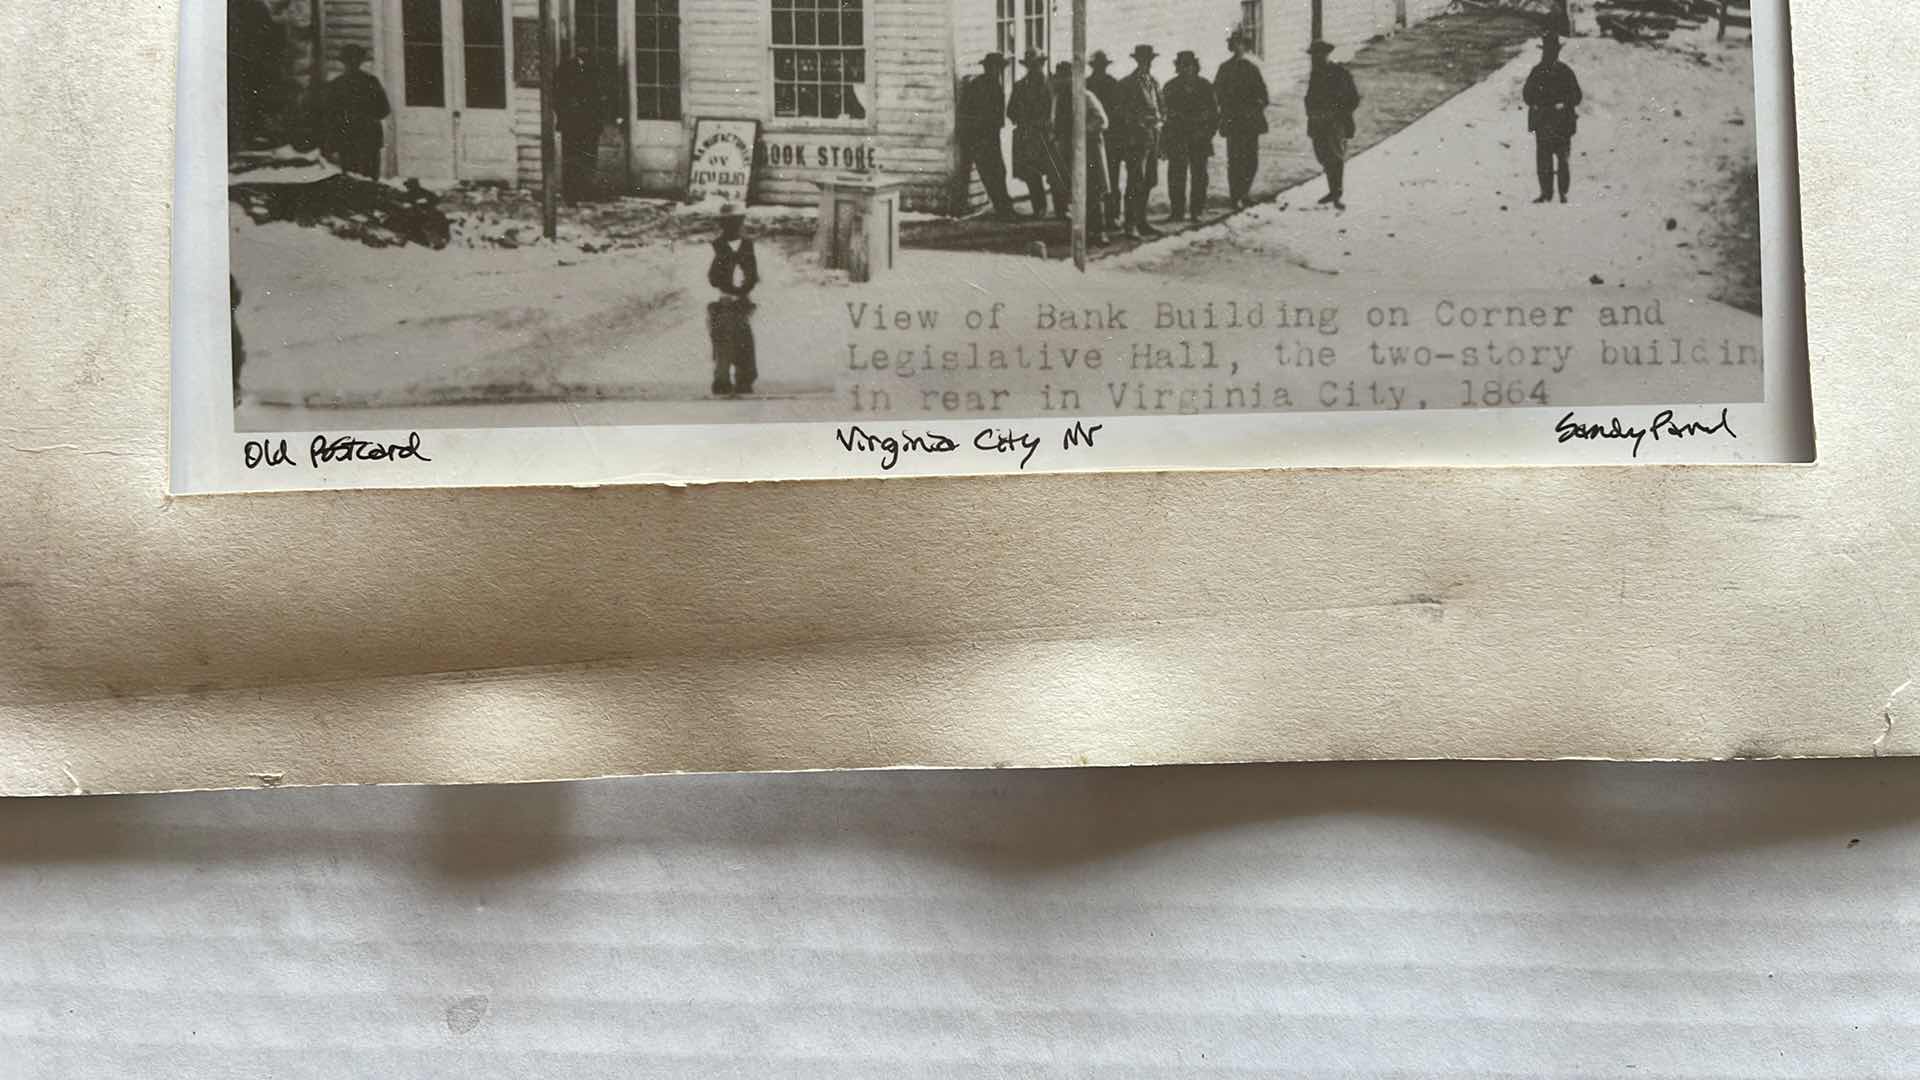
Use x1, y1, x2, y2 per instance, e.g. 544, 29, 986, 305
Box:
632, 0, 685, 123
766, 0, 876, 133
1240, 0, 1265, 58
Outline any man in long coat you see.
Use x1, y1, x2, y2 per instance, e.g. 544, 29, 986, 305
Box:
1161, 50, 1218, 222
1214, 29, 1270, 209
1522, 31, 1583, 203
957, 53, 1015, 218
1112, 44, 1164, 239
1085, 51, 1125, 227
325, 44, 391, 180
1304, 39, 1360, 209
556, 47, 606, 204
1007, 51, 1066, 218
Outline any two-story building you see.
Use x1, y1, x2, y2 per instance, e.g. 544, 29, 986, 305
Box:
276, 0, 1453, 211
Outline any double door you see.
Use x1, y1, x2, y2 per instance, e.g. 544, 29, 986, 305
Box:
390, 0, 518, 182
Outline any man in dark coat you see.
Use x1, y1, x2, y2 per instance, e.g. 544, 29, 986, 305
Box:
1086, 51, 1125, 227
707, 204, 760, 397
1161, 50, 1218, 222
957, 53, 1015, 218
1007, 51, 1065, 218
1304, 39, 1360, 209
1523, 31, 1583, 204
1112, 44, 1164, 239
1214, 29, 1270, 209
325, 44, 391, 180
556, 47, 606, 204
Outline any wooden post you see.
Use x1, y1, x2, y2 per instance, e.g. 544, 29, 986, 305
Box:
1310, 0, 1323, 44
1071, 0, 1087, 271
539, 0, 558, 239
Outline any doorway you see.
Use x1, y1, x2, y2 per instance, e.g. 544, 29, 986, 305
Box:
389, 0, 517, 182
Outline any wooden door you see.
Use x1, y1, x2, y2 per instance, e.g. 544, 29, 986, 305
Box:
391, 0, 515, 182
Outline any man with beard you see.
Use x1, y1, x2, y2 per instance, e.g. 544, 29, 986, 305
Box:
1007, 50, 1067, 218
1161, 49, 1219, 222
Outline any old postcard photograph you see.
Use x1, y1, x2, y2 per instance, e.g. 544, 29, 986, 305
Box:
172, 0, 1810, 492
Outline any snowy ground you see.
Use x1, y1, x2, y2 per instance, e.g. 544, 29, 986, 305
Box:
231, 22, 1763, 431
1114, 22, 1761, 305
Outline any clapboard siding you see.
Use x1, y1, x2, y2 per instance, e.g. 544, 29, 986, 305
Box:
315, 0, 1447, 209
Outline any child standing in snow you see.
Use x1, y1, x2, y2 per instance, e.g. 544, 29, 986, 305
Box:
706, 204, 759, 397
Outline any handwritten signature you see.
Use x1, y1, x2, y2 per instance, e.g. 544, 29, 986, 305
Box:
1555, 408, 1737, 458
836, 421, 1104, 471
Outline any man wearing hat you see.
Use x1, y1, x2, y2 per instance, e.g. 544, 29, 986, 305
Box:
1007, 50, 1067, 218
1161, 50, 1218, 222
1304, 40, 1360, 209
1049, 61, 1114, 245
1112, 44, 1166, 239
1522, 31, 1583, 204
1214, 29, 1270, 209
706, 203, 759, 397
324, 44, 391, 180
956, 53, 1016, 218
1085, 51, 1125, 226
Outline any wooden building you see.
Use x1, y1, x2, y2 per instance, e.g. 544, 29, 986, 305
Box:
285, 0, 1455, 212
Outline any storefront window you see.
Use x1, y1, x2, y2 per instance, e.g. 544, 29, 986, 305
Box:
772, 0, 867, 121
402, 0, 445, 107
462, 0, 507, 109
635, 0, 682, 120
1240, 0, 1264, 56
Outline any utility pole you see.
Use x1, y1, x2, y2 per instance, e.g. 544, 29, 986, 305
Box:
1311, 0, 1324, 43
538, 0, 559, 240
1071, 0, 1087, 271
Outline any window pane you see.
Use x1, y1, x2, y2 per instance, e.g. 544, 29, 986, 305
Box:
844, 51, 864, 83
464, 46, 506, 108
774, 50, 795, 80
774, 83, 795, 116
797, 85, 818, 116
795, 13, 815, 45
401, 0, 445, 107
842, 11, 862, 45
821, 85, 843, 119
796, 52, 818, 80
463, 0, 503, 47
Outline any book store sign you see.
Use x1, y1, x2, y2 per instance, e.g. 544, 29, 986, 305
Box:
756, 135, 881, 173
688, 118, 760, 204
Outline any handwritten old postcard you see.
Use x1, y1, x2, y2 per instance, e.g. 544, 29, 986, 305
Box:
172, 0, 1809, 492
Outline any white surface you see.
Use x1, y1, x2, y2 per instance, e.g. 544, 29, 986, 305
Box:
5, 761, 1918, 1077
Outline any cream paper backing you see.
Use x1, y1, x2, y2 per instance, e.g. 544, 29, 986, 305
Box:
0, 0, 1913, 794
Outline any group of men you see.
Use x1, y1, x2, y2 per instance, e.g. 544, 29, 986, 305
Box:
956, 29, 1362, 243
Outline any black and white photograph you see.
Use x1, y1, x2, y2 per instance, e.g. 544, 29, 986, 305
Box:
181, 0, 1807, 490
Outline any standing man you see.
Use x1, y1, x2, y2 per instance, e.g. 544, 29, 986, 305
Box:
556, 47, 605, 204
1007, 50, 1065, 219
1304, 40, 1360, 209
706, 203, 759, 398
1085, 51, 1125, 228
957, 53, 1016, 219
1523, 30, 1583, 204
1161, 50, 1219, 223
1214, 29, 1270, 210
325, 45, 391, 180
1112, 44, 1165, 240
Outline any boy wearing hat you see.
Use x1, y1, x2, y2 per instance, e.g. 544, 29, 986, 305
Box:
1112, 44, 1165, 238
1304, 40, 1360, 209
1522, 31, 1583, 203
1085, 51, 1125, 225
957, 53, 1016, 218
1215, 29, 1270, 209
706, 204, 759, 397
324, 44, 391, 180
1161, 50, 1219, 222
1008, 50, 1067, 218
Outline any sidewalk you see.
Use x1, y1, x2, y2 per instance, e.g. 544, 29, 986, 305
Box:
901, 7, 1546, 260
